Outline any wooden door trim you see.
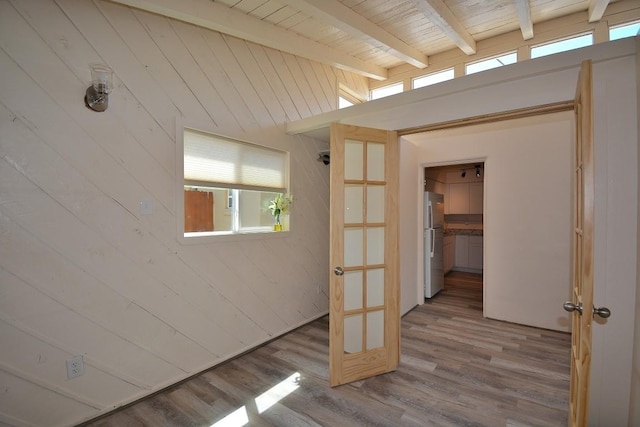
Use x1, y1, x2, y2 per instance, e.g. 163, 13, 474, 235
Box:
329, 123, 346, 383
568, 59, 594, 427
385, 127, 400, 371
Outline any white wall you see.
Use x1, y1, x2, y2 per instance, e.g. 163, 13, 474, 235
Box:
403, 113, 574, 331
631, 36, 640, 427
0, 1, 371, 425
588, 53, 638, 426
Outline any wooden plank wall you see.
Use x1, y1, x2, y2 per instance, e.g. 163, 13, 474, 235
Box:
0, 0, 368, 425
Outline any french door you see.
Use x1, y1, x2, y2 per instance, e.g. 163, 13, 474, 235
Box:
328, 123, 400, 386
566, 59, 594, 427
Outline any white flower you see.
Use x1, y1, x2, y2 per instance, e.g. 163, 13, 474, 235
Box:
268, 193, 293, 218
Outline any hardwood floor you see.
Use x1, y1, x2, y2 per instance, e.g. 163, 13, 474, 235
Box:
84, 272, 571, 426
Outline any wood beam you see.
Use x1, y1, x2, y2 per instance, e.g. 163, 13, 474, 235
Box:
513, 0, 534, 40
107, 0, 389, 80
588, 0, 611, 22
411, 0, 476, 55
287, 0, 428, 68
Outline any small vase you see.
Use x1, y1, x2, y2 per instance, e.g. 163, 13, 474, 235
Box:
274, 215, 282, 231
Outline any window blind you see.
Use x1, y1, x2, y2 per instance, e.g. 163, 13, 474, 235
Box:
184, 128, 287, 193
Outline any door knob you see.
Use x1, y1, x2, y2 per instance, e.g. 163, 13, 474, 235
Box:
563, 301, 583, 315
334, 266, 344, 276
593, 306, 611, 319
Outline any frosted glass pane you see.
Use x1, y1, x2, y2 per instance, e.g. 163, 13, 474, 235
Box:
367, 143, 385, 181
344, 228, 363, 267
344, 314, 362, 354
345, 185, 363, 223
345, 140, 363, 180
366, 227, 385, 265
344, 271, 363, 311
366, 310, 384, 350
367, 185, 384, 223
367, 269, 384, 307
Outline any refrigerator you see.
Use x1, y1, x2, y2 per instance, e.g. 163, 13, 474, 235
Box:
424, 192, 445, 298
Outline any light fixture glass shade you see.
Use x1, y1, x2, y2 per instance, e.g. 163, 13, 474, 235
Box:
90, 64, 113, 93
86, 64, 113, 112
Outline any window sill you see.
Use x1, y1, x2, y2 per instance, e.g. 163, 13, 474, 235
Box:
179, 229, 290, 245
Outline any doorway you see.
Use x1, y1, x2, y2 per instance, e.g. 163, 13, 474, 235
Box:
402, 112, 573, 331
422, 163, 485, 307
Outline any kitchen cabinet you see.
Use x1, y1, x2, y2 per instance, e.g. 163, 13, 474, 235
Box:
448, 183, 469, 214
469, 182, 484, 214
454, 235, 469, 268
443, 235, 455, 274
454, 234, 483, 272
468, 236, 484, 270
446, 182, 484, 214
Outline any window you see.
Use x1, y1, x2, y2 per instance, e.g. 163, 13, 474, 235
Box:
370, 82, 403, 100
610, 21, 640, 41
180, 127, 289, 238
531, 33, 593, 59
338, 84, 365, 109
465, 52, 517, 75
338, 96, 354, 109
412, 68, 454, 89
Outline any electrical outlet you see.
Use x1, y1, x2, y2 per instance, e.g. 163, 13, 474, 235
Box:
140, 198, 153, 215
66, 355, 84, 379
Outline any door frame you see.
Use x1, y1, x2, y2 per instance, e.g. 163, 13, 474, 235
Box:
404, 63, 593, 425
404, 102, 574, 313
397, 100, 580, 414
417, 158, 487, 306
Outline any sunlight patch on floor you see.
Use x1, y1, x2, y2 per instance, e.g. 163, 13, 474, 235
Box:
211, 372, 301, 426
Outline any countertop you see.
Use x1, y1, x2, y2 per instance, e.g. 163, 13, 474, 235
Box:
444, 228, 483, 236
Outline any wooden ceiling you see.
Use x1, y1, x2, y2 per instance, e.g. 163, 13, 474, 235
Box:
110, 0, 615, 80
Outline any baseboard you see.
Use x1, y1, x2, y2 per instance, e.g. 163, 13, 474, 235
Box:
450, 267, 483, 274
76, 310, 329, 426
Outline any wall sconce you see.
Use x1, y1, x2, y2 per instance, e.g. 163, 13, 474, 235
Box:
85, 64, 113, 112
